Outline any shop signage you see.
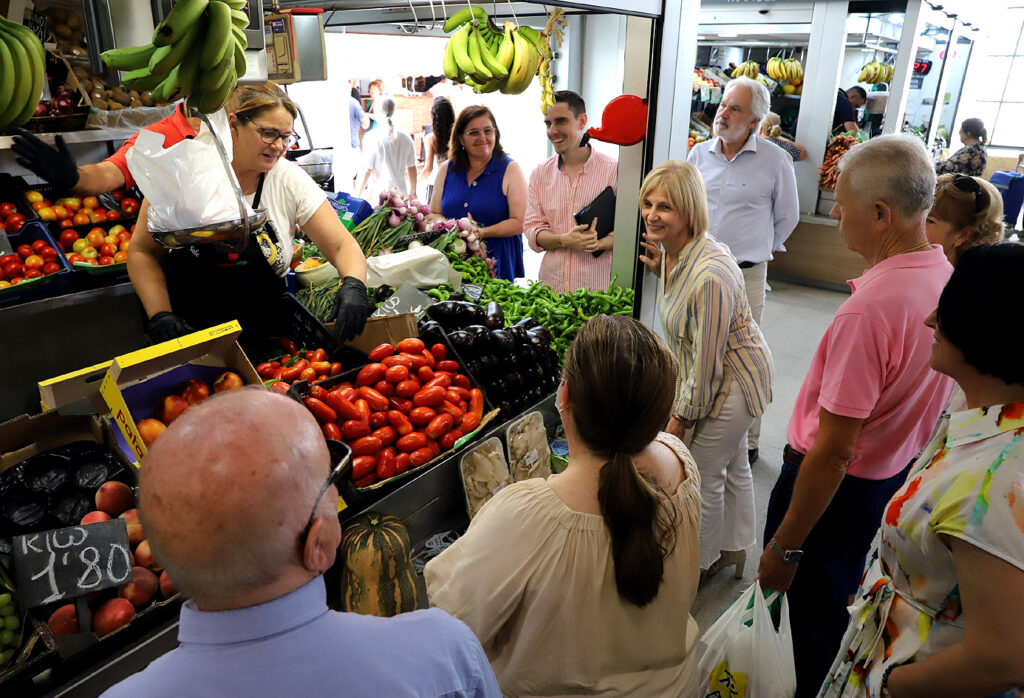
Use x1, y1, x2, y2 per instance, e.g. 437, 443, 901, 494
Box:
13, 519, 133, 609
913, 59, 933, 75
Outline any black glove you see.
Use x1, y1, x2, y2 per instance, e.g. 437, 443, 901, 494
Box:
146, 312, 196, 344
11, 129, 80, 193
327, 276, 373, 342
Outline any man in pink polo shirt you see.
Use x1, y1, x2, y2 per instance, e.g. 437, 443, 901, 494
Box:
756, 134, 954, 697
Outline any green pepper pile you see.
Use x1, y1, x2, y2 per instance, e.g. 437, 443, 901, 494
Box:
427, 263, 634, 359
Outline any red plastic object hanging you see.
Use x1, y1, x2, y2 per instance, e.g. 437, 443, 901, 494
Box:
585, 95, 648, 146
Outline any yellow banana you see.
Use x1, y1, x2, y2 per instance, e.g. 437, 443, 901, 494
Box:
201, 1, 232, 69
451, 24, 476, 76
466, 26, 493, 81
497, 23, 515, 70
517, 25, 544, 53
475, 24, 507, 78
504, 29, 535, 94
153, 0, 209, 46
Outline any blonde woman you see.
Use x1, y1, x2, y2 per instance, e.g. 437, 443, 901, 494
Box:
926, 174, 1004, 265
759, 112, 807, 161
638, 160, 773, 579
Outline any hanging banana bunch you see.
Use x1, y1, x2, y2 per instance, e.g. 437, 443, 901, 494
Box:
0, 15, 47, 130
857, 59, 892, 85
100, 0, 249, 113
730, 60, 759, 79
442, 6, 547, 98
538, 8, 566, 114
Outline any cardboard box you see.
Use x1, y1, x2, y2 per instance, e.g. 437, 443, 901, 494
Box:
0, 409, 125, 477
326, 192, 373, 232
100, 321, 262, 466
38, 361, 113, 413
343, 313, 418, 355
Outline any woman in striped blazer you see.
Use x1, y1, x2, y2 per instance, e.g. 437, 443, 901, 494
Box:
639, 160, 774, 581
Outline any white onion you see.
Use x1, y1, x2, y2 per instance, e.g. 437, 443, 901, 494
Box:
458, 217, 473, 231
407, 240, 423, 249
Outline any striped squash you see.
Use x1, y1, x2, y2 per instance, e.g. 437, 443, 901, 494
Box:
340, 512, 419, 616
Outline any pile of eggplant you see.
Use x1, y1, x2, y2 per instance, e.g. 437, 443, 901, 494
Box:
422, 300, 560, 418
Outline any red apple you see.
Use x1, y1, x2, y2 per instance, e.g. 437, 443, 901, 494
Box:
137, 418, 166, 446
118, 567, 158, 608
181, 379, 210, 405
80, 510, 112, 525
94, 598, 135, 637
157, 395, 189, 425
95, 481, 134, 517
213, 371, 244, 393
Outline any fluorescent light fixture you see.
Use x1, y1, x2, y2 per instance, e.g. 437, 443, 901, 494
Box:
719, 31, 738, 37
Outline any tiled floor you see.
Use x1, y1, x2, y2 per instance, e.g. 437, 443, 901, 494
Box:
691, 279, 848, 631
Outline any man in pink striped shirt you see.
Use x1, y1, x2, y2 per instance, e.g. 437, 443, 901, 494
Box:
523, 91, 618, 293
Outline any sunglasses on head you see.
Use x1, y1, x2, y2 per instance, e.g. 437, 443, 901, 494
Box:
952, 174, 985, 213
299, 439, 352, 545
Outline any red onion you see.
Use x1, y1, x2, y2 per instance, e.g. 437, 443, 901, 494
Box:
54, 96, 75, 114
414, 211, 424, 221
458, 217, 473, 231
388, 213, 402, 227
420, 204, 431, 216
33, 102, 49, 116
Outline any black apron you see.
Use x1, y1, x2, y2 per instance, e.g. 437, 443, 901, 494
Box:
162, 173, 285, 338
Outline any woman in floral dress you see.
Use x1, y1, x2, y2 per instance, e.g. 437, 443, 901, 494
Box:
820, 242, 1024, 698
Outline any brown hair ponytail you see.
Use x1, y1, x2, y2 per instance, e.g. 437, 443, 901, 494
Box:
562, 315, 680, 607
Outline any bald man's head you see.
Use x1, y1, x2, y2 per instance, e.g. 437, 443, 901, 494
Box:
138, 388, 336, 608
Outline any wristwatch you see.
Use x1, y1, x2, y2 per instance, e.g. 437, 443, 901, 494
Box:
768, 537, 804, 563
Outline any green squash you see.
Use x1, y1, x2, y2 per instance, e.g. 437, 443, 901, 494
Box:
340, 512, 419, 616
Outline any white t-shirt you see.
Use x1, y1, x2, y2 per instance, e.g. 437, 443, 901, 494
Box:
244, 157, 327, 276
365, 127, 416, 196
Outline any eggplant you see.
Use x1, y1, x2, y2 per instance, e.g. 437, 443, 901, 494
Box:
477, 354, 498, 378
464, 303, 487, 327
504, 371, 523, 391
527, 325, 552, 346
529, 386, 546, 402
514, 316, 540, 330
484, 301, 505, 330
427, 301, 467, 332
465, 325, 491, 344
488, 377, 509, 396
447, 329, 475, 355
497, 400, 514, 417
466, 358, 484, 377
419, 320, 447, 347
489, 328, 515, 353
523, 362, 543, 385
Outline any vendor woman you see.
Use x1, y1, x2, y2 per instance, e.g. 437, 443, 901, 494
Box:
128, 82, 371, 343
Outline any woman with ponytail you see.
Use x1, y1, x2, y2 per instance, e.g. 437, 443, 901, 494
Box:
425, 314, 702, 696
936, 117, 988, 177
358, 96, 417, 198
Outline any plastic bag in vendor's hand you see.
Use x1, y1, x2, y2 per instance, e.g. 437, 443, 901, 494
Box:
126, 108, 252, 232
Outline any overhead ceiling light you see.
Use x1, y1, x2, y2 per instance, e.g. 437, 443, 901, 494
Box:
719, 31, 738, 38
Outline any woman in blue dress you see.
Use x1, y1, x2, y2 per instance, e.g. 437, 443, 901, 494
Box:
429, 105, 527, 281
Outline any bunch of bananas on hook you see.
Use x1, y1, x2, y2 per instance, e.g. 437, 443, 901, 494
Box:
100, 0, 249, 113
442, 7, 545, 96
766, 57, 803, 85
731, 61, 759, 79
857, 60, 892, 84
0, 16, 47, 131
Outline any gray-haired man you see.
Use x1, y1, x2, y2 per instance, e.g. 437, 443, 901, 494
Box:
688, 76, 799, 464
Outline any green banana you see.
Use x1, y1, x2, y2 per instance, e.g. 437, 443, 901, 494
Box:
517, 25, 545, 53
450, 24, 476, 76
475, 25, 507, 78
0, 39, 15, 127
199, 49, 234, 93
0, 19, 44, 128
201, 1, 232, 69
442, 36, 459, 80
442, 6, 487, 33
191, 72, 236, 113
475, 76, 506, 94
176, 49, 202, 95
101, 42, 157, 70
151, 64, 184, 104
153, 0, 209, 47
229, 7, 249, 28
234, 42, 247, 79
466, 27, 492, 81
123, 66, 168, 92
150, 21, 199, 73
231, 23, 247, 50
497, 23, 515, 71
0, 34, 25, 129
222, 0, 247, 9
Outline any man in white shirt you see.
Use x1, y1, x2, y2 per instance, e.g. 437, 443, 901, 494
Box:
688, 76, 799, 464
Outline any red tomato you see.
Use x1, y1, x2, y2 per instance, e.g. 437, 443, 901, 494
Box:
396, 432, 427, 453
326, 391, 361, 422
381, 354, 413, 369
409, 447, 434, 468
417, 366, 434, 382
82, 196, 100, 210
396, 338, 425, 354
120, 197, 140, 215
269, 381, 291, 394
30, 239, 47, 253
459, 412, 481, 433
59, 219, 74, 228
99, 243, 118, 257
23, 255, 44, 270
387, 410, 414, 435
41, 262, 61, 275
408, 406, 437, 427
0, 255, 19, 267
388, 396, 413, 414
430, 343, 447, 361
6, 213, 25, 230
372, 380, 394, 397
395, 452, 411, 474
369, 411, 389, 429
322, 422, 342, 441
395, 379, 420, 398
355, 363, 387, 387
66, 253, 84, 264
17, 244, 33, 259
113, 251, 128, 263
2, 262, 23, 279
425, 413, 454, 440
106, 210, 122, 221
98, 256, 115, 266
352, 455, 377, 480
368, 343, 396, 362
350, 436, 383, 456
357, 386, 389, 412
438, 360, 461, 373
376, 447, 397, 480
384, 365, 409, 383
440, 429, 465, 450
302, 397, 337, 424
371, 426, 397, 447
342, 420, 371, 440
0, 203, 15, 216
23, 268, 42, 279
59, 229, 79, 250
412, 386, 446, 407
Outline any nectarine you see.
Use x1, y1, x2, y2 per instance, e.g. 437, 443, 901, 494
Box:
120, 509, 145, 546
134, 539, 162, 572
95, 481, 134, 517
213, 371, 244, 393
181, 378, 210, 405
159, 570, 177, 599
157, 395, 189, 425
48, 604, 91, 635
118, 567, 158, 608
80, 510, 112, 525
94, 598, 135, 637
137, 418, 166, 447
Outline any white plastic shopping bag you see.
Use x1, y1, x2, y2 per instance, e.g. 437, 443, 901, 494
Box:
696, 582, 797, 698
365, 246, 462, 290
126, 107, 252, 231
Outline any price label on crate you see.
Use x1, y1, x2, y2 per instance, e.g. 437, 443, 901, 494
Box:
12, 519, 134, 609
371, 283, 433, 321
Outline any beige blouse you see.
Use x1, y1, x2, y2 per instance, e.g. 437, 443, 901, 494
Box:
424, 433, 702, 697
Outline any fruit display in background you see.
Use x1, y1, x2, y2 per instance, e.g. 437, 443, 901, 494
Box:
0, 591, 25, 668
693, 68, 721, 92
0, 202, 28, 233
134, 371, 245, 447
57, 222, 134, 268
100, 0, 251, 113
858, 59, 892, 85
730, 60, 759, 79
441, 6, 559, 103
766, 57, 804, 86
0, 238, 63, 288
339, 512, 419, 617
41, 6, 89, 60
0, 16, 47, 131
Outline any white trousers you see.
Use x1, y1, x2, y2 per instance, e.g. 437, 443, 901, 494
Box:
685, 386, 756, 569
741, 262, 767, 451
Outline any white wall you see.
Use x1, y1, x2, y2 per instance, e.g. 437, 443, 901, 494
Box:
577, 14, 627, 161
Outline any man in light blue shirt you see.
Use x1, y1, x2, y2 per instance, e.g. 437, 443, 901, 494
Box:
102, 390, 500, 698
688, 75, 799, 464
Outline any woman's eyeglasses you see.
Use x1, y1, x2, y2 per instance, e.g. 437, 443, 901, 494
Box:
250, 122, 301, 148
299, 440, 351, 544
952, 174, 985, 213
464, 127, 495, 139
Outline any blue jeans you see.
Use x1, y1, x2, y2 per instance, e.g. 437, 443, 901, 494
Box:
764, 459, 911, 698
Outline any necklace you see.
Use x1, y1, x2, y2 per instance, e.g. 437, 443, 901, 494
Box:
892, 241, 930, 257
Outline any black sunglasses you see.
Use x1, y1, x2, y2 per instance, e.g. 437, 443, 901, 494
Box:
299, 439, 352, 544
952, 174, 985, 213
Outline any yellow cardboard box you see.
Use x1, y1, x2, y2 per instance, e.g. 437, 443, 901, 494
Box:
38, 360, 114, 413
100, 321, 262, 467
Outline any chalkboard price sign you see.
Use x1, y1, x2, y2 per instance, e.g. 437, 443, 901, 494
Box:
371, 283, 433, 321
13, 519, 134, 609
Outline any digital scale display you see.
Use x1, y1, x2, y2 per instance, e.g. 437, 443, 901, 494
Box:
913, 59, 933, 75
